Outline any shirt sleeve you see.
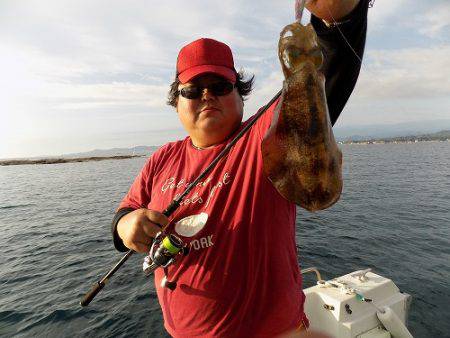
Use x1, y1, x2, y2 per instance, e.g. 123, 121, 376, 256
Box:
118, 157, 154, 210
111, 207, 136, 252
311, 0, 369, 125
111, 157, 155, 251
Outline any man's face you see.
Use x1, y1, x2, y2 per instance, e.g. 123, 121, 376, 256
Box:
176, 74, 243, 147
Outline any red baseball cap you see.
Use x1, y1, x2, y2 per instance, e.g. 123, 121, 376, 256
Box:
176, 38, 237, 84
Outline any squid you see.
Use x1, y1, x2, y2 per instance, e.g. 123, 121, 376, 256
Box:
261, 21, 343, 211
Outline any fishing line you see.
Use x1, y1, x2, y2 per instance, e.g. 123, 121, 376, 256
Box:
324, 2, 364, 65
322, 0, 413, 134
324, 0, 417, 133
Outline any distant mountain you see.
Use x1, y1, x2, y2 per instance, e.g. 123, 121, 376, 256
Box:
62, 145, 160, 158
334, 119, 450, 141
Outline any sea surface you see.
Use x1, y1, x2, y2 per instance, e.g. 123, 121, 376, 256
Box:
0, 142, 449, 338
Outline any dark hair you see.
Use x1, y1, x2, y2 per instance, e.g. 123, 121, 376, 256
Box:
166, 70, 255, 107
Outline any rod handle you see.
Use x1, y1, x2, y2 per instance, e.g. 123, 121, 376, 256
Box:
80, 281, 104, 307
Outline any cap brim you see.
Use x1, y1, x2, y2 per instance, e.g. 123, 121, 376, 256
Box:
178, 65, 236, 84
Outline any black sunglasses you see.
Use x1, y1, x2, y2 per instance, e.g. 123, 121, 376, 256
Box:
178, 81, 235, 99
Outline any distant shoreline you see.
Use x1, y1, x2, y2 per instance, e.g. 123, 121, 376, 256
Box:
0, 155, 142, 167
338, 130, 450, 145
339, 139, 450, 145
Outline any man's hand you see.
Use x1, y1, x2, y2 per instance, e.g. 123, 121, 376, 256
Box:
306, 0, 360, 22
117, 208, 169, 253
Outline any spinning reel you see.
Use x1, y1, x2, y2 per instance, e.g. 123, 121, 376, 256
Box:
143, 232, 189, 290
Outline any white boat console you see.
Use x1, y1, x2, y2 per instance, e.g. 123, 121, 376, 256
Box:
303, 268, 412, 338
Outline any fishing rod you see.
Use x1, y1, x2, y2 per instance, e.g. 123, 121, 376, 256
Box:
80, 89, 282, 307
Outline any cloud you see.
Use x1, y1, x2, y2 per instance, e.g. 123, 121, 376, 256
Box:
1, 0, 449, 157
416, 2, 450, 38
333, 41, 450, 126
353, 45, 450, 100
366, 0, 409, 28
0, 0, 296, 77
36, 82, 169, 110
244, 70, 283, 118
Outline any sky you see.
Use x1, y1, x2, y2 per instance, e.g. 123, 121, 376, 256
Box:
1, 0, 449, 159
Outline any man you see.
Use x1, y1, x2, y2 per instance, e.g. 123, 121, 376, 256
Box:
112, 0, 369, 336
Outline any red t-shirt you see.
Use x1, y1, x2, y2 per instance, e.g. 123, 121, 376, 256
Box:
119, 98, 306, 337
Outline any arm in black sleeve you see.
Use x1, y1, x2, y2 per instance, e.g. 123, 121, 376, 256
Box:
111, 207, 136, 252
311, 0, 370, 125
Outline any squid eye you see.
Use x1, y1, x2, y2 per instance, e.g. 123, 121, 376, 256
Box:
311, 49, 323, 67
282, 30, 294, 38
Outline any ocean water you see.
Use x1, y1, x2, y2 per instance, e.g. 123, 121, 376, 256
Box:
0, 142, 449, 338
